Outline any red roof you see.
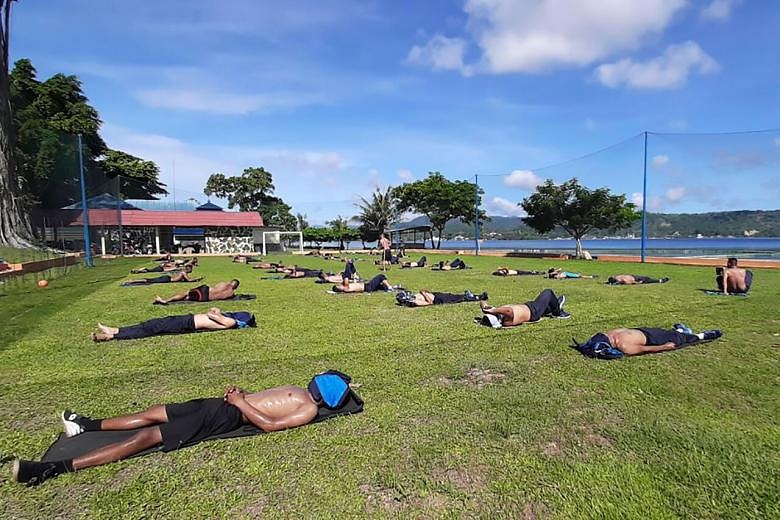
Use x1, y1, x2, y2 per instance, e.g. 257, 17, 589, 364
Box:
40, 209, 264, 227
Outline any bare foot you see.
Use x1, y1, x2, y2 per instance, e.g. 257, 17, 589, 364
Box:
92, 332, 112, 342
480, 301, 493, 312
154, 295, 167, 304
97, 323, 117, 335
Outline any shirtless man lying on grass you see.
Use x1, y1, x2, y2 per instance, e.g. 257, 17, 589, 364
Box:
479, 289, 569, 327
572, 324, 722, 358
11, 371, 356, 485
492, 267, 544, 276
122, 266, 201, 286
607, 274, 669, 285
154, 279, 239, 304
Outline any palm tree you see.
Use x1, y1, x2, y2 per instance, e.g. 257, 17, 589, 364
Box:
354, 187, 398, 244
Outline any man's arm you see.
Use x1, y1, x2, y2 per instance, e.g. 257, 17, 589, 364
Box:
206, 309, 237, 329
227, 393, 315, 432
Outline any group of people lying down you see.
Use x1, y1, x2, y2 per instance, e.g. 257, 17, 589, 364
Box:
12, 370, 357, 486
130, 257, 198, 274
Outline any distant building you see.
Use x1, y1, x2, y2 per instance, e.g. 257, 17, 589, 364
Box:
36, 195, 265, 254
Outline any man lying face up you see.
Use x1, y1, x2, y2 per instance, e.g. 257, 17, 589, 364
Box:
12, 371, 356, 485
91, 308, 255, 341
572, 324, 722, 359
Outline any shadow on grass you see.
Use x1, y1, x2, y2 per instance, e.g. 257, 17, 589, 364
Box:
0, 260, 142, 350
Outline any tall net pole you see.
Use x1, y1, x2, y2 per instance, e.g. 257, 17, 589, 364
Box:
77, 133, 93, 267
640, 131, 648, 263
474, 174, 480, 255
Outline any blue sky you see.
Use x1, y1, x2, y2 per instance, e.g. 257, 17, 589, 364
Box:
11, 0, 780, 223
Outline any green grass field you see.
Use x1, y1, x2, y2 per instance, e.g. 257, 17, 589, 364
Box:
0, 254, 778, 518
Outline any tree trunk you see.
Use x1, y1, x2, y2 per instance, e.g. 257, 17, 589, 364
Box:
574, 237, 583, 258
0, 0, 32, 247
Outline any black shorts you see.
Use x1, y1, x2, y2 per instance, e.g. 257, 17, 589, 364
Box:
149, 275, 171, 284
383, 249, 392, 262
188, 284, 210, 301
160, 398, 244, 452
149, 265, 165, 273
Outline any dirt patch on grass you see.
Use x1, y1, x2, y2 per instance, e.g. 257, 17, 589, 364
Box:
412, 492, 451, 515
542, 440, 563, 457
541, 426, 614, 458
433, 464, 488, 493
522, 501, 549, 519
438, 367, 506, 390
360, 483, 404, 514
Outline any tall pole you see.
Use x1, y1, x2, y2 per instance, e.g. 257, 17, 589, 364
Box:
172, 159, 176, 210
78, 134, 93, 267
640, 131, 648, 263
116, 174, 124, 256
474, 174, 480, 255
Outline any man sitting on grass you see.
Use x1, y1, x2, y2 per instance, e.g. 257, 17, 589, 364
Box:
478, 288, 569, 327
122, 266, 201, 286
401, 256, 427, 268
717, 257, 752, 294
547, 268, 596, 280
492, 267, 544, 276
396, 289, 487, 307
607, 274, 669, 285
432, 258, 467, 270
572, 324, 722, 358
153, 279, 240, 305
91, 308, 255, 341
11, 371, 355, 485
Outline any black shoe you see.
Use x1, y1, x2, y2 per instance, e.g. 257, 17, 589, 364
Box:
660, 277, 670, 283
479, 292, 488, 301
556, 310, 571, 319
701, 330, 722, 341
12, 460, 62, 486
61, 410, 91, 437
464, 290, 476, 301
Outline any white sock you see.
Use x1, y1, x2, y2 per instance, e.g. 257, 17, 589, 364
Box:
696, 332, 705, 339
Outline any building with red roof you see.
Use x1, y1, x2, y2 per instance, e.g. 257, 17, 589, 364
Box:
37, 197, 266, 255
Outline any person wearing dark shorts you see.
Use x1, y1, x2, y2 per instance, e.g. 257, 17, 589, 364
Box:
396, 289, 488, 306
161, 398, 243, 451
607, 274, 669, 285
188, 284, 210, 301
479, 288, 569, 327
13, 375, 335, 485
332, 273, 392, 293
573, 325, 723, 358
91, 309, 256, 341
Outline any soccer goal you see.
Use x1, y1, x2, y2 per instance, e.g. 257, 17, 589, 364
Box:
261, 231, 304, 256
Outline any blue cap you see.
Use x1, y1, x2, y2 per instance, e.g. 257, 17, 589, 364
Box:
223, 311, 256, 328
307, 372, 350, 409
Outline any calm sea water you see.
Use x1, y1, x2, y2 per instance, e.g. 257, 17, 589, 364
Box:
431, 237, 780, 259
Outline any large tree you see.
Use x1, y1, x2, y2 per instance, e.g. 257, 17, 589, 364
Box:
520, 178, 641, 258
0, 1, 32, 245
354, 186, 398, 244
392, 171, 486, 248
326, 215, 359, 250
10, 59, 165, 209
204, 167, 296, 229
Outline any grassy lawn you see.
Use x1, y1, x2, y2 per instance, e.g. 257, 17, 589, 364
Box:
0, 254, 778, 518
0, 246, 60, 264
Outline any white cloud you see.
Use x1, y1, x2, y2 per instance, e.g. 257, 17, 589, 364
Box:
701, 0, 742, 21
410, 0, 686, 75
406, 35, 473, 75
397, 169, 415, 181
651, 155, 670, 167
665, 186, 686, 201
669, 119, 689, 129
594, 41, 720, 89
485, 196, 525, 217
135, 88, 320, 115
503, 169, 541, 189
774, 137, 780, 147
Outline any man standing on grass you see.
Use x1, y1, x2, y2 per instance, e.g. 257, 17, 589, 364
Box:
11, 371, 356, 485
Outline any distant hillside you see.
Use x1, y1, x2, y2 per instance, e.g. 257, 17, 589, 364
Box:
400, 209, 780, 239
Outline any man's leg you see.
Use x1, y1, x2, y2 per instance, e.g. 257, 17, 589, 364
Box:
637, 328, 702, 348
342, 260, 357, 279
155, 291, 188, 304
633, 275, 662, 284
114, 316, 193, 340
432, 292, 467, 305
524, 289, 563, 320
72, 426, 163, 471
364, 274, 388, 292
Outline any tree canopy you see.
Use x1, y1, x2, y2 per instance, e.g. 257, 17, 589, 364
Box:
393, 172, 486, 248
9, 58, 166, 209
354, 186, 398, 244
520, 178, 641, 257
204, 167, 296, 229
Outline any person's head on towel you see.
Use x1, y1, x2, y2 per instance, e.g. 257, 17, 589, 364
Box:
307, 370, 353, 409
222, 311, 256, 328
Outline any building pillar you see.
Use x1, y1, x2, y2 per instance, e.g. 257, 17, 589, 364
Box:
100, 235, 106, 256
155, 227, 161, 255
